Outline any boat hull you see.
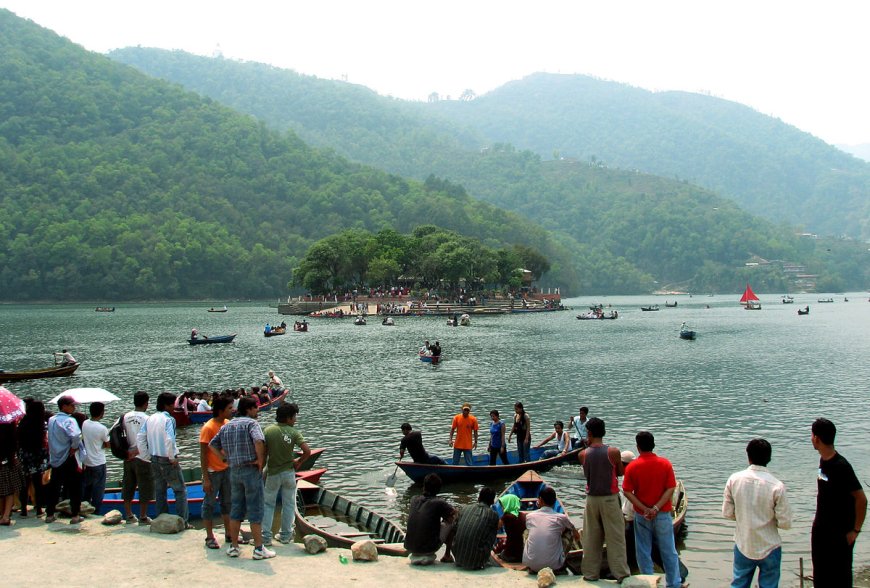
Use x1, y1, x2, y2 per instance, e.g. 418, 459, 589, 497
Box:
0, 363, 80, 383
679, 331, 696, 340
395, 446, 580, 483
188, 334, 236, 345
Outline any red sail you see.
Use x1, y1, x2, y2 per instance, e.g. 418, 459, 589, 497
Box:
739, 284, 760, 303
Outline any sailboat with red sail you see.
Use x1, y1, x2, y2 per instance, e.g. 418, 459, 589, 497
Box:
740, 284, 761, 310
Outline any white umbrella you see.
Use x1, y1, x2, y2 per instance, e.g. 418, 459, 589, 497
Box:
50, 387, 120, 404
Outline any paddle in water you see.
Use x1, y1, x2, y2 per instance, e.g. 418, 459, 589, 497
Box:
384, 462, 400, 495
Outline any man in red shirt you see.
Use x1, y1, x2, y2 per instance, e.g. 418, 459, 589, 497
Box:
622, 431, 685, 588
448, 403, 478, 465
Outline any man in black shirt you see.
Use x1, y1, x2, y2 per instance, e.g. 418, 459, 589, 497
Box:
811, 418, 867, 587
399, 423, 445, 464
404, 474, 456, 564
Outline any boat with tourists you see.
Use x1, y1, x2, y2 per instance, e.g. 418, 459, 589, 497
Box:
798, 306, 810, 315
294, 320, 309, 331
188, 333, 236, 345
818, 297, 834, 303
172, 391, 289, 426
640, 305, 660, 311
381, 316, 395, 326
0, 361, 80, 383
264, 324, 287, 337
577, 310, 618, 320
679, 322, 696, 340
294, 480, 407, 556
354, 316, 367, 326
394, 445, 580, 484
740, 284, 761, 310
95, 307, 115, 312
207, 306, 228, 313
781, 295, 794, 304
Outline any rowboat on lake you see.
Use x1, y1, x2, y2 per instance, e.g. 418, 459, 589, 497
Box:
95, 307, 115, 312
395, 446, 580, 484
172, 391, 289, 426
295, 480, 407, 556
188, 333, 236, 345
264, 326, 287, 337
0, 362, 80, 384
640, 305, 659, 311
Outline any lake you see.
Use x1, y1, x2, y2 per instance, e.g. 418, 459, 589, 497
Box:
2, 294, 868, 584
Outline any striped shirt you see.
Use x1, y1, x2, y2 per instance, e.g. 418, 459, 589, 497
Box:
47, 412, 82, 468
209, 417, 264, 467
136, 410, 178, 459
723, 465, 793, 559
452, 502, 499, 569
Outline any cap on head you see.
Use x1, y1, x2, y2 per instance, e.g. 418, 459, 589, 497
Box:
621, 450, 636, 464
461, 402, 471, 410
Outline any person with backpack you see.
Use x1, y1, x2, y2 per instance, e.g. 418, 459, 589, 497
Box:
116, 392, 154, 525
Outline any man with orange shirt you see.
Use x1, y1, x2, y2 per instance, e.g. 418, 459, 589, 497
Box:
200, 396, 234, 550
622, 431, 684, 588
449, 403, 479, 465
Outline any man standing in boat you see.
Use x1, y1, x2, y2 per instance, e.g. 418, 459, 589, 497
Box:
449, 403, 478, 465
400, 423, 445, 464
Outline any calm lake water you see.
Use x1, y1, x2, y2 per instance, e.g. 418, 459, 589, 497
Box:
2, 294, 868, 584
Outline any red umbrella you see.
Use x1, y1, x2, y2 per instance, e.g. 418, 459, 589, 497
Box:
0, 386, 26, 424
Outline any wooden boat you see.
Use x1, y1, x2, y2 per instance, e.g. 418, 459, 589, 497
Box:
0, 362, 80, 383
491, 470, 582, 572
577, 311, 618, 320
295, 480, 407, 556
640, 305, 659, 311
188, 333, 236, 345
172, 391, 289, 425
781, 295, 794, 304
354, 316, 366, 325
664, 301, 678, 308
96, 467, 327, 519
395, 446, 580, 484
459, 313, 471, 326
293, 321, 309, 332
264, 326, 287, 337
817, 298, 834, 303
740, 284, 761, 310
381, 317, 395, 326
418, 352, 441, 364
679, 330, 696, 340
207, 307, 228, 313
95, 307, 115, 312
797, 306, 810, 315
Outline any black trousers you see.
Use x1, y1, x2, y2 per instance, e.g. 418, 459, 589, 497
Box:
812, 524, 854, 587
46, 455, 81, 517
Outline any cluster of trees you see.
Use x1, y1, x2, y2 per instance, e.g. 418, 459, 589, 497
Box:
293, 226, 549, 295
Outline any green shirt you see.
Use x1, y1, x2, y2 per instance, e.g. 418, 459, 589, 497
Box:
263, 423, 304, 475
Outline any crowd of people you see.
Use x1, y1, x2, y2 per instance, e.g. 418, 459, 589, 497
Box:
171, 372, 287, 414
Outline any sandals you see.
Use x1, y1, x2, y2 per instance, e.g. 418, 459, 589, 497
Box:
205, 537, 220, 550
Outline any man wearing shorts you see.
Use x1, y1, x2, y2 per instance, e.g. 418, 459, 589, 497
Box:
200, 396, 233, 549
122, 392, 154, 525
209, 397, 273, 560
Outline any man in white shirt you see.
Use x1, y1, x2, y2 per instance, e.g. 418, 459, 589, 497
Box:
81, 402, 110, 513
122, 391, 154, 524
723, 438, 793, 588
569, 406, 589, 449
196, 394, 211, 412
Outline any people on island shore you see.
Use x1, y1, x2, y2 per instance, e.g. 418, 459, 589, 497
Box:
209, 397, 272, 560
522, 485, 580, 573
122, 391, 154, 524
811, 418, 866, 586
16, 399, 49, 519
508, 402, 531, 463
569, 406, 590, 449
623, 431, 684, 588
487, 410, 509, 465
536, 421, 571, 459
404, 473, 457, 565
723, 438, 792, 588
45, 395, 84, 524
449, 403, 478, 465
262, 403, 310, 548
80, 401, 110, 514
400, 423, 445, 464
200, 396, 234, 550
451, 487, 499, 570
579, 417, 630, 582
137, 392, 190, 525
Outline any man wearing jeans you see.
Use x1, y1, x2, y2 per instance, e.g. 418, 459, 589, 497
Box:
723, 438, 793, 588
209, 397, 273, 560
622, 431, 683, 588
137, 392, 189, 525
449, 403, 478, 465
45, 396, 83, 524
262, 403, 310, 546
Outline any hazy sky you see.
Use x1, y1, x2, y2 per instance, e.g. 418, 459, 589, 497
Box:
3, 0, 868, 145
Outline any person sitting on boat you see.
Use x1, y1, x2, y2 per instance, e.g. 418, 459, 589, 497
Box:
451, 487, 500, 570
536, 421, 571, 459
267, 371, 285, 396
430, 341, 442, 358
54, 349, 77, 366
400, 423, 445, 465
196, 393, 211, 413
494, 494, 526, 563
279, 321, 286, 330
264, 323, 271, 334
522, 485, 581, 573
569, 407, 590, 449
190, 328, 198, 340
419, 340, 431, 356
404, 473, 457, 565
680, 321, 689, 333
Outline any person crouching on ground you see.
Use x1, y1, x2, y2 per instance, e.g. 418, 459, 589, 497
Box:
404, 473, 457, 565
451, 487, 499, 570
522, 485, 580, 573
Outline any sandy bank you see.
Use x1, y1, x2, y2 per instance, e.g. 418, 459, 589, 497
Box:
0, 515, 661, 587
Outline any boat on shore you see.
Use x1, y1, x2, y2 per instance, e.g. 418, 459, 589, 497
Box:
0, 362, 80, 383
188, 333, 236, 345
491, 470, 582, 572
395, 446, 580, 484
294, 480, 407, 556
172, 391, 289, 426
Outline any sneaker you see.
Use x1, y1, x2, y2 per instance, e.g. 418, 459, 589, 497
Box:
138, 516, 153, 526
226, 546, 241, 558
273, 534, 291, 544
125, 515, 138, 524
262, 538, 273, 547
252, 546, 276, 560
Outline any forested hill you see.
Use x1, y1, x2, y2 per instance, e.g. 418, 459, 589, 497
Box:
0, 10, 574, 301
430, 73, 870, 240
108, 47, 868, 293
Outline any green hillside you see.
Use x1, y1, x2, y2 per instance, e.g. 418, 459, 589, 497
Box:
108, 48, 868, 293
0, 10, 573, 300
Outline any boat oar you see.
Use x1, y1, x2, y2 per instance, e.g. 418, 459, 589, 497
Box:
384, 461, 400, 494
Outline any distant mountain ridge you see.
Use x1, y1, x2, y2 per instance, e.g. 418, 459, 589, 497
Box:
837, 143, 870, 162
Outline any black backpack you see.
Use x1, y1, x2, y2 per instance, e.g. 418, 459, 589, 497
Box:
109, 413, 129, 460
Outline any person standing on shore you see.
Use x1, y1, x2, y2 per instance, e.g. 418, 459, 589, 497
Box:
811, 418, 867, 586
121, 392, 154, 524
622, 431, 684, 588
45, 396, 83, 524
449, 403, 478, 465
209, 397, 273, 560
722, 438, 792, 588
200, 396, 233, 550
578, 417, 630, 582
262, 403, 310, 547
80, 402, 110, 514
507, 402, 531, 463
136, 392, 189, 525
